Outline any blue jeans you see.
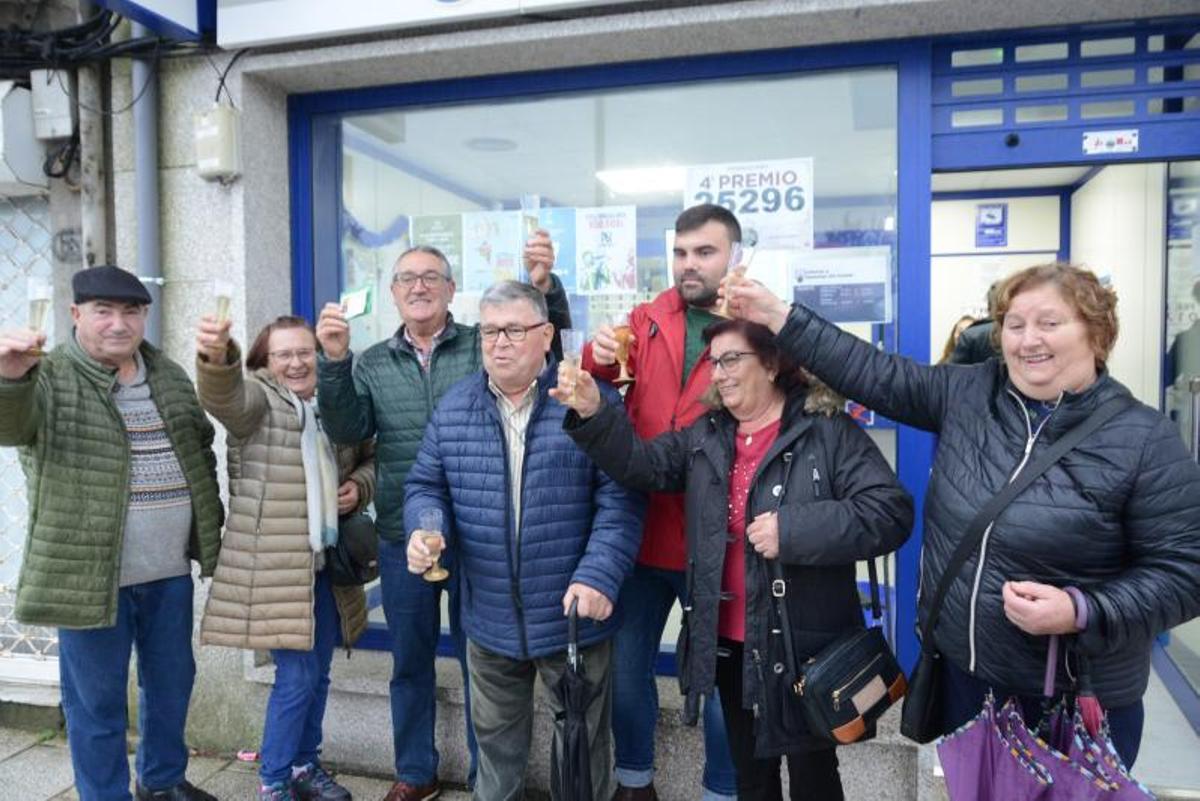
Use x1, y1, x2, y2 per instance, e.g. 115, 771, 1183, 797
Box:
261, 569, 340, 786
612, 564, 737, 799
941, 657, 1146, 767
58, 574, 197, 801
378, 538, 477, 786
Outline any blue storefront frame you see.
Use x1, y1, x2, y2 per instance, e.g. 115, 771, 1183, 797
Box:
288, 19, 1200, 683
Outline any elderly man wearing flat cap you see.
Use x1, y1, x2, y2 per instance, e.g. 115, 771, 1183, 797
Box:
0, 266, 223, 801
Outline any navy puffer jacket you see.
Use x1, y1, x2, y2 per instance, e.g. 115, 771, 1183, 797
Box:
777, 303, 1200, 709
404, 361, 645, 660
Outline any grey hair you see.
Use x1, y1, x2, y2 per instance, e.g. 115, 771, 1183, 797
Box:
393, 245, 453, 281
479, 280, 548, 322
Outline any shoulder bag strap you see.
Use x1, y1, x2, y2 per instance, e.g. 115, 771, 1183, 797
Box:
916, 395, 1132, 653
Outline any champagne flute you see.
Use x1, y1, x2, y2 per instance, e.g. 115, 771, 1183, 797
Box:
717, 231, 758, 318
213, 278, 234, 324
26, 278, 52, 356
520, 193, 541, 241
420, 507, 449, 582
559, 329, 585, 404
612, 312, 634, 386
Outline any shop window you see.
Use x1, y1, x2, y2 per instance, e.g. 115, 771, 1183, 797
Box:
1080, 68, 1136, 88
1148, 96, 1200, 114
1080, 37, 1136, 58
336, 68, 899, 343
1015, 104, 1068, 123
951, 47, 1004, 68
1015, 42, 1068, 63
1080, 99, 1136, 118
1149, 33, 1200, 52
1149, 64, 1200, 83
951, 78, 1003, 97
1015, 73, 1069, 93
951, 108, 1003, 127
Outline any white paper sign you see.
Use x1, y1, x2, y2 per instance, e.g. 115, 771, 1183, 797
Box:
793, 246, 892, 324
1082, 129, 1139, 155
684, 158, 814, 251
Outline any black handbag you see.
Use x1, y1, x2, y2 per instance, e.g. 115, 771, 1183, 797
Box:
771, 556, 907, 745
899, 396, 1132, 743
326, 512, 379, 587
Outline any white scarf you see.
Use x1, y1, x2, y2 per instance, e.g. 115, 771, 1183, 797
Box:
292, 393, 340, 554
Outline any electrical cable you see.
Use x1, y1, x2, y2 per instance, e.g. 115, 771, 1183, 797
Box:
214, 49, 250, 107
53, 44, 160, 118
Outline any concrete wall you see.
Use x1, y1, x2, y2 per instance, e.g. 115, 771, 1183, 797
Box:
98, 0, 1192, 791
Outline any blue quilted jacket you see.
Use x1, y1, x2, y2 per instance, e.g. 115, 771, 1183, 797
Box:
404, 360, 644, 659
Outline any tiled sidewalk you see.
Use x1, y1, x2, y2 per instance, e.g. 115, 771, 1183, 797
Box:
0, 728, 471, 801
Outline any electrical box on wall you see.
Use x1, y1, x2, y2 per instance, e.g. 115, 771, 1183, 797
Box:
194, 104, 241, 183
0, 82, 48, 196
29, 70, 73, 140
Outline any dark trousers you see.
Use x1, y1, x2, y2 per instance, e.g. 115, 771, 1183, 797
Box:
715, 640, 844, 801
467, 638, 615, 801
378, 539, 477, 786
941, 658, 1145, 767
58, 575, 196, 801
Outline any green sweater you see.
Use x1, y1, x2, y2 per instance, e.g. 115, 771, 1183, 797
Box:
0, 337, 222, 629
318, 321, 481, 541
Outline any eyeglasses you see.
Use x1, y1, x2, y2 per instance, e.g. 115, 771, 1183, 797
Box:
393, 272, 449, 289
480, 322, 548, 343
268, 348, 316, 362
707, 350, 755, 373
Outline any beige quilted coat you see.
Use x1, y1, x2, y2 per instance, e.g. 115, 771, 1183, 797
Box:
196, 346, 375, 651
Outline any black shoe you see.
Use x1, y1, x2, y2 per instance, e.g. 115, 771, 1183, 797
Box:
135, 780, 219, 801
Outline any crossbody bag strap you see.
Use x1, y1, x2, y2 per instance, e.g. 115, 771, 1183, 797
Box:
917, 395, 1132, 653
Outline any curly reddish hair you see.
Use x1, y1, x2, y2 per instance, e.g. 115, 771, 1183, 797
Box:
991, 263, 1119, 370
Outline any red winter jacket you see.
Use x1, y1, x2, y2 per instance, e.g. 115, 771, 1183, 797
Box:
582, 288, 714, 571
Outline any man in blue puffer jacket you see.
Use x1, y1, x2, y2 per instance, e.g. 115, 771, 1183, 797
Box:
404, 280, 644, 801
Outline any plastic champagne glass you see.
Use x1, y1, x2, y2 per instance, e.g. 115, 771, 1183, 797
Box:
612, 312, 634, 386
420, 508, 448, 582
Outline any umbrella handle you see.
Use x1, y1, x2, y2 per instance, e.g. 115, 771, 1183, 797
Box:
567, 597, 579, 670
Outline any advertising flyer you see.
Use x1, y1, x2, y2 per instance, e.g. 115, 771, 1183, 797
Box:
410, 214, 464, 285
684, 158, 814, 251
793, 246, 893, 324
575, 206, 638, 294
537, 206, 578, 292
461, 211, 522, 292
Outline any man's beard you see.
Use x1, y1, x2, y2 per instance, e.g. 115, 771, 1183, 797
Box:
678, 280, 718, 308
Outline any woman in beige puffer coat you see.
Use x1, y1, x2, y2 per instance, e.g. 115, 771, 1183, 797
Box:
195, 314, 374, 801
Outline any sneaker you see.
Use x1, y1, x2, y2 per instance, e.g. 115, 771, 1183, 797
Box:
292, 762, 352, 801
259, 782, 297, 801
613, 785, 659, 801
135, 780, 220, 801
382, 779, 440, 801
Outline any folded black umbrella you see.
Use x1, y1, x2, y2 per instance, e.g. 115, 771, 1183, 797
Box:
551, 598, 601, 801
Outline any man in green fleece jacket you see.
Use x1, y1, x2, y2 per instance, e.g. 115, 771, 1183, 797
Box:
0, 266, 222, 801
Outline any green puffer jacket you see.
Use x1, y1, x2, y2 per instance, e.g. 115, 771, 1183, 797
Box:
317, 320, 480, 541
0, 336, 223, 629
318, 279, 570, 541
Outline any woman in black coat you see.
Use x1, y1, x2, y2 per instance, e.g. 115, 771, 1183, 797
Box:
553, 318, 913, 801
726, 263, 1200, 767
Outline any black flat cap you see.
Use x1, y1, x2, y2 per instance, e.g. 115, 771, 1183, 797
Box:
72, 266, 153, 306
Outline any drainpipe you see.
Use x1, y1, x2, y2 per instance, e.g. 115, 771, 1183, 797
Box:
131, 22, 161, 345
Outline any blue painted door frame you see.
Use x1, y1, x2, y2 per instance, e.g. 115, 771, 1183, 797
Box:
288, 18, 1200, 671
286, 36, 952, 673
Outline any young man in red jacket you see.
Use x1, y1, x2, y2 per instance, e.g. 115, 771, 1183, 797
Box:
581, 204, 740, 801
